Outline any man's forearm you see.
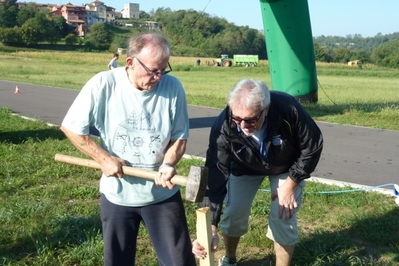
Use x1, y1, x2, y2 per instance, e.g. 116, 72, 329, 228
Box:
60, 126, 109, 162
162, 139, 187, 166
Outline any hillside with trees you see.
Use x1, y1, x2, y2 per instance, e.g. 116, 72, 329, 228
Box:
148, 8, 267, 59
0, 1, 71, 47
313, 32, 399, 68
1, 1, 399, 68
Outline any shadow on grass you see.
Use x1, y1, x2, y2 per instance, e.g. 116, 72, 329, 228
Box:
224, 208, 399, 266
0, 215, 102, 263
0, 128, 66, 144
187, 101, 399, 131
304, 101, 399, 117
296, 207, 399, 265
1, 191, 398, 264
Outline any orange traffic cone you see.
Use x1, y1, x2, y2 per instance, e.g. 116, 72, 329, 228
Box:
14, 85, 20, 94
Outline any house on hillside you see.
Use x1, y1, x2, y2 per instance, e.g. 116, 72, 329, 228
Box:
84, 0, 118, 23
51, 5, 62, 16
145, 21, 161, 31
51, 1, 117, 37
11, 1, 143, 37
85, 0, 107, 22
53, 4, 87, 37
105, 6, 117, 22
85, 9, 104, 25
121, 3, 139, 19
60, 4, 86, 23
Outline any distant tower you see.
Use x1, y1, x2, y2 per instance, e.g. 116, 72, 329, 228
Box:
122, 3, 139, 19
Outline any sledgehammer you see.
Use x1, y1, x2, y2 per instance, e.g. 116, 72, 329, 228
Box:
54, 153, 208, 203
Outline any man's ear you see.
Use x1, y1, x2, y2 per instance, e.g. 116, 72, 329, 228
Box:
126, 57, 133, 66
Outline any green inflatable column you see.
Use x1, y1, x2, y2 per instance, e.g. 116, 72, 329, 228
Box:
259, 0, 318, 103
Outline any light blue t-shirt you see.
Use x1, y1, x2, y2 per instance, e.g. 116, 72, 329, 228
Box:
62, 67, 189, 206
108, 58, 118, 69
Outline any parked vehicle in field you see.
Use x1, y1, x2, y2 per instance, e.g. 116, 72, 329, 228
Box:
233, 54, 259, 67
212, 54, 259, 67
213, 54, 232, 67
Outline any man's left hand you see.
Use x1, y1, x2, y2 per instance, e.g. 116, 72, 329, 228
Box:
271, 177, 298, 220
155, 164, 176, 189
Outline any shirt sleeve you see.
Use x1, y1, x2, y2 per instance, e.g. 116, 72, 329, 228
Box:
61, 74, 102, 135
202, 108, 231, 226
165, 76, 189, 141
288, 101, 323, 182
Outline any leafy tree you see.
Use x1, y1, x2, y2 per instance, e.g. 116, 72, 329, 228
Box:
371, 40, 399, 68
0, 0, 19, 28
19, 18, 41, 46
152, 8, 266, 58
313, 43, 333, 62
313, 43, 325, 61
87, 22, 114, 50
113, 35, 129, 48
139, 11, 150, 19
16, 2, 38, 26
334, 47, 351, 63
52, 15, 70, 38
350, 49, 371, 63
386, 54, 399, 69
45, 19, 62, 44
65, 33, 77, 46
18, 11, 62, 46
220, 30, 244, 54
240, 27, 265, 56
0, 26, 21, 45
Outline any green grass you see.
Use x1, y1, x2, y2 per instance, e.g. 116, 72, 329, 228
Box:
1, 110, 399, 265
0, 49, 398, 130
1, 49, 399, 265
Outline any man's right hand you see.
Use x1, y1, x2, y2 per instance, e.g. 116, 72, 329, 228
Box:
100, 156, 125, 178
59, 126, 125, 179
192, 232, 219, 259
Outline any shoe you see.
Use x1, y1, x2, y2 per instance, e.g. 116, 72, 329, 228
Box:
219, 256, 238, 266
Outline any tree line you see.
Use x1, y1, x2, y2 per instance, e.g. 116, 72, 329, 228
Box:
1, 1, 399, 68
145, 8, 399, 68
147, 7, 267, 59
0, 1, 71, 46
0, 0, 113, 50
313, 33, 399, 68
120, 8, 398, 68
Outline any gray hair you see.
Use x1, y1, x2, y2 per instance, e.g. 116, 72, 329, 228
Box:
228, 79, 271, 111
126, 33, 171, 61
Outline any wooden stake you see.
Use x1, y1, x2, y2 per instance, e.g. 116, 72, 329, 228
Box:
196, 207, 215, 266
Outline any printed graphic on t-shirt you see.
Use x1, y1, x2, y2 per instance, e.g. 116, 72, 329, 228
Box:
114, 111, 162, 159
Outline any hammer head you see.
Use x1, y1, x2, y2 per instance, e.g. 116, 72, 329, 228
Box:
185, 165, 208, 203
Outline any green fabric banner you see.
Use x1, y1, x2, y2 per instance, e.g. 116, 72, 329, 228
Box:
259, 0, 318, 103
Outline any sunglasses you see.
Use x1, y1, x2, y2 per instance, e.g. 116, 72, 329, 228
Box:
231, 109, 264, 124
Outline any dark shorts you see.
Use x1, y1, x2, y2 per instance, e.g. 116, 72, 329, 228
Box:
100, 192, 196, 266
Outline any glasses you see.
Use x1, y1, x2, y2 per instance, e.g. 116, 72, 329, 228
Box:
134, 57, 172, 77
231, 109, 264, 125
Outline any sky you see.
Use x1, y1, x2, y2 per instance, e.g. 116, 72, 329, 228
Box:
41, 0, 398, 37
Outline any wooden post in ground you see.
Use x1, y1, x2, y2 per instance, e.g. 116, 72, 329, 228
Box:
196, 207, 215, 266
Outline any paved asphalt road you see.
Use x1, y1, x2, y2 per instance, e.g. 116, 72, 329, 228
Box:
1, 80, 398, 192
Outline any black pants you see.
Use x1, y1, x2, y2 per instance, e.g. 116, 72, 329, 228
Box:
100, 192, 196, 266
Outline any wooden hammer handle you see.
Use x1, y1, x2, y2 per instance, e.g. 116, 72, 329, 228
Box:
54, 153, 187, 186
